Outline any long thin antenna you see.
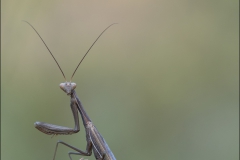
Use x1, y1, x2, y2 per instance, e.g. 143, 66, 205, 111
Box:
22, 20, 66, 81
71, 23, 117, 81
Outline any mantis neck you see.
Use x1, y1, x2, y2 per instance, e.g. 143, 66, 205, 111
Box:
71, 90, 92, 128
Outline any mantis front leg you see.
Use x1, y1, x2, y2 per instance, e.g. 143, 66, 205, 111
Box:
34, 98, 80, 135
34, 97, 93, 160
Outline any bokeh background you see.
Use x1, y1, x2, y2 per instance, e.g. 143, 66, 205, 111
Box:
2, 1, 239, 160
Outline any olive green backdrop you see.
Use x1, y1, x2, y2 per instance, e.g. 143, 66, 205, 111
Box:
2, 1, 239, 160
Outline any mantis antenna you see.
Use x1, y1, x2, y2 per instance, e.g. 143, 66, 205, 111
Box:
23, 20, 67, 81
23, 20, 117, 81
70, 23, 117, 81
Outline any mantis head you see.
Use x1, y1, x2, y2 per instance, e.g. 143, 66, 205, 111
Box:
60, 82, 77, 95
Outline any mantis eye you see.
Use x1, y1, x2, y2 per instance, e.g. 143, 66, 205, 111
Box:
59, 83, 66, 91
71, 83, 77, 90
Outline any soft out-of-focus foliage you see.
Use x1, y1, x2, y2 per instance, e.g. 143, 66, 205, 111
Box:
2, 1, 238, 160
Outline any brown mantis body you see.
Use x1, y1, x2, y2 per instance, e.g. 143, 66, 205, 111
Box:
24, 21, 117, 160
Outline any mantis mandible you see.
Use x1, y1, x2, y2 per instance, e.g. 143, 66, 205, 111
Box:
23, 21, 117, 160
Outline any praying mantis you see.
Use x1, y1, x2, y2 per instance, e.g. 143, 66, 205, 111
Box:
23, 21, 117, 160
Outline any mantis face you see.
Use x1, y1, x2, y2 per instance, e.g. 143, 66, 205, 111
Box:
60, 82, 77, 95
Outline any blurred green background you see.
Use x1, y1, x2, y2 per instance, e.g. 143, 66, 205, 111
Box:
1, 1, 239, 160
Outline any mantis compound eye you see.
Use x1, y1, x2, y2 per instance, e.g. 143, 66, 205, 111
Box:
59, 83, 66, 91
71, 83, 77, 90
